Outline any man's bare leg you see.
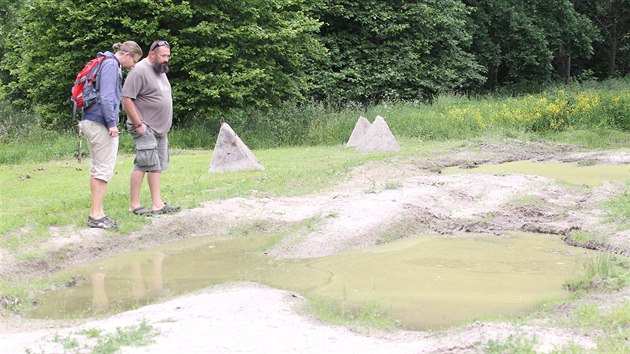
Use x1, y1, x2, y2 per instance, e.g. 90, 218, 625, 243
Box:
129, 170, 146, 210
147, 171, 165, 211
90, 176, 108, 219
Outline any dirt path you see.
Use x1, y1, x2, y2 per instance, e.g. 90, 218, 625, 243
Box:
2, 140, 630, 353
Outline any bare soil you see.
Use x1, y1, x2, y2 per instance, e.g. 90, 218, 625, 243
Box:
2, 140, 630, 353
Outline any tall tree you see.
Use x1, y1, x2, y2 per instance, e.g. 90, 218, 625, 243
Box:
175, 0, 325, 120
310, 0, 484, 105
464, 0, 596, 89
574, 0, 630, 77
0, 0, 25, 89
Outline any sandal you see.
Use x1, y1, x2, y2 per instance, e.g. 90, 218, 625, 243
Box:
130, 206, 152, 216
87, 216, 118, 230
153, 203, 181, 215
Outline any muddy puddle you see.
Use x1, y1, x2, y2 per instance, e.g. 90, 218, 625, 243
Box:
30, 232, 593, 330
443, 161, 630, 187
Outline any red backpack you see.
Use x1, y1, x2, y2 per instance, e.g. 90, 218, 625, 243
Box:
70, 56, 109, 119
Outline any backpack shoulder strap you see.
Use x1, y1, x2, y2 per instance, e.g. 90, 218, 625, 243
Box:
93, 56, 109, 89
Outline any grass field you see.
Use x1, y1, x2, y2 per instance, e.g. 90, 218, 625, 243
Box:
2, 78, 630, 250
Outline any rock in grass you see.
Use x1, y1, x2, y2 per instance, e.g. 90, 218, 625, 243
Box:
356, 115, 400, 152
209, 123, 265, 173
346, 115, 371, 147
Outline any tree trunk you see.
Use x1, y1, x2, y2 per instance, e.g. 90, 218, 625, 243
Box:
556, 43, 571, 83
607, 1, 619, 77
487, 66, 498, 90
607, 14, 617, 77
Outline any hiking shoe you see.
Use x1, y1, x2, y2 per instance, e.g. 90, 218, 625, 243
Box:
87, 216, 118, 230
152, 203, 181, 215
130, 206, 152, 216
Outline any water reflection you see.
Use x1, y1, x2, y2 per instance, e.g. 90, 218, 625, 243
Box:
91, 272, 108, 313
91, 251, 167, 314
31, 232, 593, 330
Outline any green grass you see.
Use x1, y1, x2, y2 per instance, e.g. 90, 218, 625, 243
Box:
306, 298, 399, 331
506, 302, 624, 354
487, 253, 630, 353
539, 255, 630, 352
376, 216, 427, 245
0, 276, 65, 313
604, 180, 630, 229
0, 132, 80, 164
483, 334, 538, 354
46, 321, 158, 354
354, 302, 400, 329
306, 298, 348, 326
359, 79, 630, 146
79, 328, 103, 338
92, 321, 158, 354
0, 143, 397, 250
568, 230, 606, 244
565, 302, 630, 353
0, 136, 468, 249
224, 218, 322, 253
564, 254, 630, 293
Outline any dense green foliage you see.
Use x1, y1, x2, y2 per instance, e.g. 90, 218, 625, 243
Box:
574, 0, 630, 78
172, 0, 325, 124
0, 0, 628, 127
464, 0, 597, 88
1, 0, 325, 128
0, 0, 24, 86
309, 0, 484, 103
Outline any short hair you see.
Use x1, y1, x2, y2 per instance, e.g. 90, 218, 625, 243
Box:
149, 40, 170, 52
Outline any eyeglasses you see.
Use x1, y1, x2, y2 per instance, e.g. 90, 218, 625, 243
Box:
150, 40, 170, 52
127, 52, 139, 64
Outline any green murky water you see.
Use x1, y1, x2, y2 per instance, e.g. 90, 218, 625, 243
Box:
30, 232, 591, 330
443, 161, 630, 187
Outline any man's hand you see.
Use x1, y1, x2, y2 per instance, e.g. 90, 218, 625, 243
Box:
136, 123, 146, 135
109, 126, 119, 137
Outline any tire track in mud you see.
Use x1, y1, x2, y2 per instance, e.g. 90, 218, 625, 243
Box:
561, 237, 630, 257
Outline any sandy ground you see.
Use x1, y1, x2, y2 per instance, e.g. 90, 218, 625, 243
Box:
0, 282, 600, 354
2, 140, 630, 353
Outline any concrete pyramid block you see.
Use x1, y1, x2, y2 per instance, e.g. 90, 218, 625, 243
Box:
209, 123, 265, 173
346, 115, 371, 147
356, 115, 400, 152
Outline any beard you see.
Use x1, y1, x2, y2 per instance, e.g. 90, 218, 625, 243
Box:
152, 61, 169, 74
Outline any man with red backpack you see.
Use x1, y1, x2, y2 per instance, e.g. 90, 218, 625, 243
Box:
77, 41, 142, 229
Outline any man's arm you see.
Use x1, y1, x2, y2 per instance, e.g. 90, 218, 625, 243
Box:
98, 62, 119, 135
122, 96, 146, 135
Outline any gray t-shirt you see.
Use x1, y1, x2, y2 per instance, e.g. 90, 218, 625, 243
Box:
122, 58, 173, 136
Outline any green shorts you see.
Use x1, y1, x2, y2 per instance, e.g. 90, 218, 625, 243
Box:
130, 126, 169, 172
